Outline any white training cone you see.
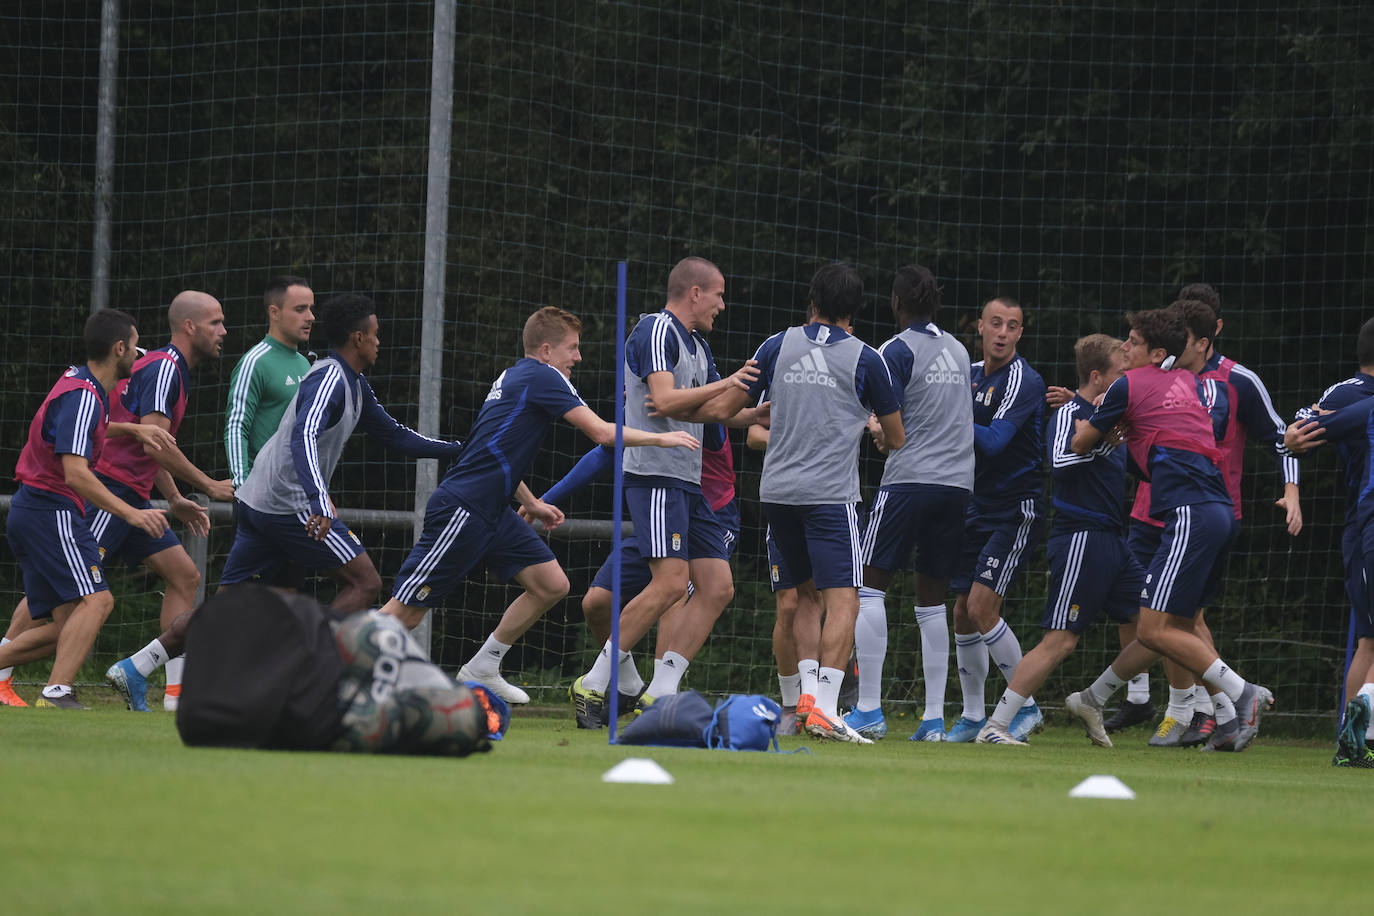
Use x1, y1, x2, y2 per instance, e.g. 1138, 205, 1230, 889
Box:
1068, 774, 1135, 800
602, 757, 674, 785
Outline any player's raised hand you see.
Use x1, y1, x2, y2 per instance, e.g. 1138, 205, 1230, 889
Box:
1046, 385, 1073, 408
204, 478, 235, 502
129, 506, 170, 539
169, 496, 210, 538
1284, 416, 1323, 455
728, 359, 760, 390
658, 430, 700, 450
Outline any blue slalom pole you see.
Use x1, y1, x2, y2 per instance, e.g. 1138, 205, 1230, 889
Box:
607, 261, 627, 744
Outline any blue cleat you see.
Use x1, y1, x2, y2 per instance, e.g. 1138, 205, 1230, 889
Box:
909, 717, 947, 742
843, 706, 888, 740
943, 715, 986, 743
1337, 694, 1371, 762
105, 658, 148, 712
1008, 702, 1044, 742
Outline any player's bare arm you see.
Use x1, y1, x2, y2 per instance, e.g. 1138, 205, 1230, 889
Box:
561, 404, 700, 451
154, 467, 210, 538
137, 410, 235, 501
1070, 417, 1106, 454
108, 421, 176, 452
61, 452, 168, 539
645, 361, 760, 422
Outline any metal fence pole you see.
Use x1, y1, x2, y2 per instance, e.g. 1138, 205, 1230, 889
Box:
91, 0, 120, 315
412, 0, 458, 658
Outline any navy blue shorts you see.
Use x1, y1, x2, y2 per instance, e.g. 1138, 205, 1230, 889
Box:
761, 502, 862, 591
1352, 522, 1374, 640
1142, 502, 1236, 618
391, 492, 556, 608
765, 526, 797, 593
6, 489, 109, 618
625, 484, 725, 561
220, 500, 367, 585
951, 497, 1046, 596
590, 498, 740, 598
1041, 530, 1144, 633
1126, 517, 1163, 570
860, 484, 969, 579
87, 478, 181, 568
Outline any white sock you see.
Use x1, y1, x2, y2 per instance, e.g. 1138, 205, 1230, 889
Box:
981, 618, 1023, 683
1083, 666, 1126, 708
583, 641, 614, 693
955, 633, 988, 721
1360, 683, 1374, 741
165, 655, 184, 687
915, 604, 948, 721
990, 688, 1026, 729
132, 638, 171, 677
646, 651, 688, 699
41, 684, 72, 699
1213, 691, 1237, 726
1126, 672, 1149, 704
799, 658, 820, 699
778, 672, 801, 708
816, 666, 844, 719
1165, 686, 1193, 723
0, 637, 13, 680
1193, 685, 1214, 715
1202, 658, 1245, 702
618, 651, 644, 695
854, 587, 887, 712
652, 657, 664, 683
467, 634, 512, 676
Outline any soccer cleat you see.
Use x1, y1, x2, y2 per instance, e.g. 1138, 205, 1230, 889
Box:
456, 664, 530, 705
795, 693, 816, 722
105, 659, 149, 712
163, 684, 181, 712
804, 708, 873, 744
944, 715, 987, 743
1234, 682, 1274, 734
1199, 716, 1242, 752
777, 705, 799, 736
1008, 702, 1044, 742
0, 677, 28, 708
570, 676, 607, 729
619, 689, 648, 718
34, 691, 89, 710
1065, 691, 1112, 748
908, 717, 947, 742
1332, 747, 1374, 768
1147, 715, 1187, 747
842, 706, 888, 740
1337, 695, 1371, 762
1179, 711, 1216, 748
974, 721, 1028, 746
1104, 699, 1156, 733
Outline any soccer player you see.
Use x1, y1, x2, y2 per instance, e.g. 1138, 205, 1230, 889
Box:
1281, 318, 1374, 766
847, 265, 973, 741
944, 297, 1046, 743
1066, 307, 1273, 752
569, 257, 758, 727
219, 293, 463, 607
225, 276, 315, 490
708, 262, 905, 743
976, 334, 1140, 745
380, 306, 700, 705
70, 290, 234, 712
0, 309, 173, 708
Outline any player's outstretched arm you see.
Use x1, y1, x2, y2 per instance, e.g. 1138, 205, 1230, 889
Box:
136, 411, 234, 501
1070, 418, 1106, 455
515, 481, 564, 531
646, 361, 760, 422
357, 378, 464, 460
562, 405, 700, 451
62, 453, 168, 538
108, 421, 176, 452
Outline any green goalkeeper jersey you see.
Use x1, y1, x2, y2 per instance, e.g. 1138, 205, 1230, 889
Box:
224, 334, 312, 487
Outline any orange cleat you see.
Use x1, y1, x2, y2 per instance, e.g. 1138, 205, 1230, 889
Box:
0, 677, 28, 707
795, 692, 816, 722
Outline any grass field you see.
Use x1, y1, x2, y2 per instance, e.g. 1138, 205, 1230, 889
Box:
4, 693, 1368, 914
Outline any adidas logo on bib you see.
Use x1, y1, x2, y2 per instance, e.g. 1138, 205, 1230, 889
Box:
1161, 375, 1199, 410
782, 351, 837, 388
924, 349, 966, 385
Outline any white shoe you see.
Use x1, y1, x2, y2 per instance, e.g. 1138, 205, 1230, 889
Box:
457, 664, 530, 705
1066, 691, 1112, 748
974, 721, 1027, 746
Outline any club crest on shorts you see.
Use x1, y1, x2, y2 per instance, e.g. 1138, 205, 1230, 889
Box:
1068, 604, 1079, 623
417, 585, 431, 602
90, 565, 103, 583
348, 528, 361, 545
672, 533, 681, 551
771, 564, 779, 583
